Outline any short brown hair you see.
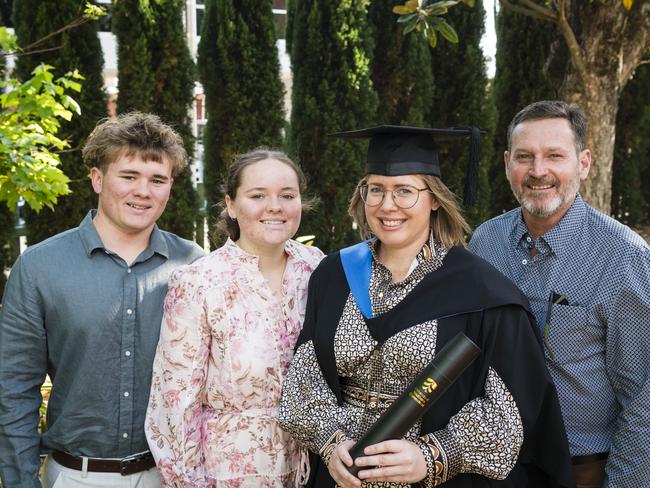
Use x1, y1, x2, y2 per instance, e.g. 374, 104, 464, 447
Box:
82, 112, 188, 176
214, 148, 315, 243
507, 100, 587, 153
348, 174, 471, 248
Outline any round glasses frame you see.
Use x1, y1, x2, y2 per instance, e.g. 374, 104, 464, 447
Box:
359, 184, 432, 209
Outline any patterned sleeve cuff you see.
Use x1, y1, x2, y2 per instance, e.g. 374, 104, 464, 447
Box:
418, 429, 463, 485
319, 430, 349, 466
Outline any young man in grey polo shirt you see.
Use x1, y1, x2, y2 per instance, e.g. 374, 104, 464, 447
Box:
0, 112, 204, 487
469, 100, 650, 488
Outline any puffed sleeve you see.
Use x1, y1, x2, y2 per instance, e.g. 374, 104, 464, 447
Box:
145, 267, 213, 488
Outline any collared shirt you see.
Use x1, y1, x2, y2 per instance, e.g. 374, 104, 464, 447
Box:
0, 210, 204, 488
469, 194, 650, 487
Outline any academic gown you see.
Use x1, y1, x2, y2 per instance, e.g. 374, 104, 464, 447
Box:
284, 245, 575, 488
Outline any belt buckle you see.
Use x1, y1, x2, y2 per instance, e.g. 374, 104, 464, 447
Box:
120, 453, 145, 476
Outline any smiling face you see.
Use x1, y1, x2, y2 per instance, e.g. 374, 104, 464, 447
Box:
91, 153, 173, 240
364, 174, 440, 257
225, 158, 302, 255
505, 118, 590, 226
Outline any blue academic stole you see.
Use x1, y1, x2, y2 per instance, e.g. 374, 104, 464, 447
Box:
339, 240, 374, 319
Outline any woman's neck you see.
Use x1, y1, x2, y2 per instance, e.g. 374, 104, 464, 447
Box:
236, 238, 288, 293
377, 235, 428, 283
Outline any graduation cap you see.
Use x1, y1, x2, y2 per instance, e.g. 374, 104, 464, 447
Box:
329, 125, 481, 206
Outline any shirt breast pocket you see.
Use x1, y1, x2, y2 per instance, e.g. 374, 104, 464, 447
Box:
546, 304, 593, 365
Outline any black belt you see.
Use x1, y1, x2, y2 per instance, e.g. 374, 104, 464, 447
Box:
52, 450, 156, 476
571, 452, 608, 466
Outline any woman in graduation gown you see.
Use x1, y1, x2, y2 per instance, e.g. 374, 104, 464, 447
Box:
278, 126, 575, 488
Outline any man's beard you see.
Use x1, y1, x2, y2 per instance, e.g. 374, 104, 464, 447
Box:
510, 170, 580, 218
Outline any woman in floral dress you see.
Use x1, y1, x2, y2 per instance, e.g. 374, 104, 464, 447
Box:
146, 149, 324, 487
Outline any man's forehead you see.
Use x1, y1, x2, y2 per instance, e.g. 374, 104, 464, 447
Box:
511, 118, 576, 145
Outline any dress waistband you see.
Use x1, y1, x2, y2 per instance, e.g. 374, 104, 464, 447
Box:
341, 383, 398, 410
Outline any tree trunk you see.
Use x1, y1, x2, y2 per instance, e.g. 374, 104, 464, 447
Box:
560, 74, 619, 215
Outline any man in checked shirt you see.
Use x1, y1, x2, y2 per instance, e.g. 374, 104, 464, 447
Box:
470, 100, 650, 488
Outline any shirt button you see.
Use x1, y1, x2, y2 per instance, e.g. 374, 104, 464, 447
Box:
127, 268, 132, 274
126, 309, 133, 315
124, 391, 129, 397
123, 433, 128, 438
526, 236, 532, 242
125, 351, 131, 357
522, 259, 528, 265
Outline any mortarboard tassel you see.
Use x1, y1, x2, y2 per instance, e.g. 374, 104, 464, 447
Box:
462, 126, 481, 207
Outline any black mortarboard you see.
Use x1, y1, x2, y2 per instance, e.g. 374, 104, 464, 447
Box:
329, 125, 481, 205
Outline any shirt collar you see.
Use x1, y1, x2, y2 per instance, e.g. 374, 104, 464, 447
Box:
224, 237, 298, 266
510, 194, 587, 256
78, 209, 169, 260
368, 233, 446, 278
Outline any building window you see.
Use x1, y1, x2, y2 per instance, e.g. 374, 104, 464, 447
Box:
196, 1, 205, 35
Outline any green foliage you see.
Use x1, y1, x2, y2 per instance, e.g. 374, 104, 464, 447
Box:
427, 2, 491, 228
198, 0, 285, 247
489, 6, 555, 216
287, 0, 378, 253
13, 0, 108, 245
368, 0, 434, 126
112, 0, 199, 240
0, 62, 82, 211
393, 0, 474, 48
611, 60, 650, 226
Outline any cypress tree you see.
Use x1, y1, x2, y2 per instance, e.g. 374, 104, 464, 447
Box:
611, 61, 650, 227
427, 2, 491, 227
368, 0, 433, 126
287, 0, 378, 252
112, 0, 198, 240
198, 0, 285, 246
490, 6, 555, 215
13, 0, 107, 244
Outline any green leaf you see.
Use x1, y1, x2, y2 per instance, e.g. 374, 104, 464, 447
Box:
437, 19, 459, 43
403, 17, 419, 35
393, 5, 417, 15
428, 30, 438, 48
430, 0, 461, 8
397, 12, 418, 23
425, 6, 449, 17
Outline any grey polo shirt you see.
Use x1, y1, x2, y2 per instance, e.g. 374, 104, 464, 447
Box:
0, 210, 204, 488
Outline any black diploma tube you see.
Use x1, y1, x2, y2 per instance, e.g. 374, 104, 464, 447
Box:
347, 332, 480, 476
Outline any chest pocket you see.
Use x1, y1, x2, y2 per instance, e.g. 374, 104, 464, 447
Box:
546, 304, 600, 365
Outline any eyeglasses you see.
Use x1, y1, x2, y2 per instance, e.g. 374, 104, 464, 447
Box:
359, 184, 432, 209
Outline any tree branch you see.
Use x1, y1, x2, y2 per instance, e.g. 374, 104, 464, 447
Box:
8, 45, 63, 58
553, 0, 590, 86
618, 2, 650, 84
21, 17, 89, 52
498, 0, 557, 23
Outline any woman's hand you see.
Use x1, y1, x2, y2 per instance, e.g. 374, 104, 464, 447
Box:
354, 439, 427, 484
326, 440, 362, 488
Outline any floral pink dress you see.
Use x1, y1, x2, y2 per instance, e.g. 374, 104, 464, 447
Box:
146, 238, 324, 488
